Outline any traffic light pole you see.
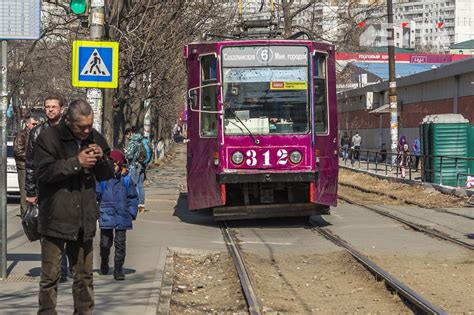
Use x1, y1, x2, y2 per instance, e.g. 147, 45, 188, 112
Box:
387, 0, 399, 165
1, 40, 8, 280
88, 1, 105, 134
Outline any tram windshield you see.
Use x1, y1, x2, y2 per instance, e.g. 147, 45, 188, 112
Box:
221, 46, 309, 135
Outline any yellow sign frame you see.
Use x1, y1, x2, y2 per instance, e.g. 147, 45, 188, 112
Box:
72, 40, 119, 88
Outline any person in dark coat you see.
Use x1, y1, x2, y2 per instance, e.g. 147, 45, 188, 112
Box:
13, 116, 38, 216
340, 132, 350, 161
397, 135, 410, 179
34, 99, 114, 314
24, 94, 72, 282
25, 93, 65, 206
96, 150, 138, 280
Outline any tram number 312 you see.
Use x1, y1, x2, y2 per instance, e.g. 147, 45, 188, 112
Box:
243, 149, 290, 166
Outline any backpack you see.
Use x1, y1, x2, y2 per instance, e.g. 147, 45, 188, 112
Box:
136, 140, 148, 165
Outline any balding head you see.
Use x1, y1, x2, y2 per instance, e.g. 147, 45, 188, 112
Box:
66, 100, 93, 122
65, 100, 94, 140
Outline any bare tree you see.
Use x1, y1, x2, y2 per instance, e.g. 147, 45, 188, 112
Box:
104, 0, 230, 147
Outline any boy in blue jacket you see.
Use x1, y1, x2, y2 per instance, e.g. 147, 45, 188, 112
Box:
97, 150, 138, 280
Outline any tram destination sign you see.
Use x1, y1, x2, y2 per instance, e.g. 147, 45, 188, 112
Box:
222, 46, 308, 67
0, 0, 41, 40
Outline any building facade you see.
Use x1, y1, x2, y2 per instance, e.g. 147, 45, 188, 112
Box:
236, 0, 474, 52
394, 0, 474, 52
338, 57, 474, 151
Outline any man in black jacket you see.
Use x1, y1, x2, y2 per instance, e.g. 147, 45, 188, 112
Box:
35, 99, 114, 314
25, 94, 72, 283
25, 93, 65, 205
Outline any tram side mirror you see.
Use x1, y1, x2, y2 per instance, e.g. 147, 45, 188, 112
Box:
188, 90, 198, 110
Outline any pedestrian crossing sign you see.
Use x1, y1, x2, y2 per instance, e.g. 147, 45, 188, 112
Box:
72, 40, 119, 88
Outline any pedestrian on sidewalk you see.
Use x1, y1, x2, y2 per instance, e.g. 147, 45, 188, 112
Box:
24, 94, 72, 282
412, 137, 421, 171
340, 132, 350, 161
351, 131, 362, 161
123, 127, 135, 154
349, 146, 355, 167
96, 150, 138, 281
34, 100, 114, 314
13, 116, 38, 216
397, 136, 410, 179
126, 130, 152, 213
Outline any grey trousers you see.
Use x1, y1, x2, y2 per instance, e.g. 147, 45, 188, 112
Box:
38, 235, 94, 315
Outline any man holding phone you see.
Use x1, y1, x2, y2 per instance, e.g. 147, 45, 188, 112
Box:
34, 99, 114, 314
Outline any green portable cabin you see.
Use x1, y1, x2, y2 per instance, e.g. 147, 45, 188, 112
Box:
421, 114, 469, 187
469, 124, 474, 176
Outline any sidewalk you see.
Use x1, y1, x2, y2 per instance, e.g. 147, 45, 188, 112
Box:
0, 143, 225, 314
339, 157, 474, 198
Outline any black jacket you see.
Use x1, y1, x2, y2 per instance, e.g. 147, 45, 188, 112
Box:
25, 122, 51, 197
34, 122, 114, 241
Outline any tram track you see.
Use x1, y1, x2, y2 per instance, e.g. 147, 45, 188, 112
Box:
338, 187, 474, 251
309, 221, 448, 315
339, 181, 473, 220
220, 221, 262, 315
221, 219, 447, 314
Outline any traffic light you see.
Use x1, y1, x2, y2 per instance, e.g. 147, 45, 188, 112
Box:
70, 0, 88, 15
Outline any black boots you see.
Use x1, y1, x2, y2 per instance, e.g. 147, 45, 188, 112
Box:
114, 269, 125, 281
100, 258, 109, 275
102, 256, 125, 280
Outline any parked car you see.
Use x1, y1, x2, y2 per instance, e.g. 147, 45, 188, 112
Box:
7, 141, 20, 198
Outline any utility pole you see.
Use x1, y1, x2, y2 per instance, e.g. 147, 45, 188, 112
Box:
0, 41, 7, 280
88, 0, 106, 135
387, 0, 399, 165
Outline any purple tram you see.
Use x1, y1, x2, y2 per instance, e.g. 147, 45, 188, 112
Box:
184, 40, 338, 219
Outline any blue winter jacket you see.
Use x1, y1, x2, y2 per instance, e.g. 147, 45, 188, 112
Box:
96, 172, 138, 230
413, 138, 421, 156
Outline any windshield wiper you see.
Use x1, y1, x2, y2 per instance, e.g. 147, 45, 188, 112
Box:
224, 104, 260, 145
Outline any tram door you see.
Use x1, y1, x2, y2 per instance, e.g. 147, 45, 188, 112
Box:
313, 52, 338, 206
186, 52, 222, 210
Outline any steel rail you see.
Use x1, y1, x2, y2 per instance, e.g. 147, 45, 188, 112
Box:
339, 194, 474, 251
339, 182, 473, 220
220, 222, 262, 315
310, 223, 448, 315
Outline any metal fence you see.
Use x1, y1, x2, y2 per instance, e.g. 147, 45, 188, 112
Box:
339, 147, 474, 188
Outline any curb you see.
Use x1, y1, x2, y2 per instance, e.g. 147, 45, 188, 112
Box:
145, 246, 168, 315
339, 164, 474, 197
155, 247, 222, 315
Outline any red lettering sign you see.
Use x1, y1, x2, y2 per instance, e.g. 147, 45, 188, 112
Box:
271, 82, 284, 88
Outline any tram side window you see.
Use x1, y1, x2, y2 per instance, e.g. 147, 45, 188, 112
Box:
314, 54, 328, 134
200, 55, 218, 137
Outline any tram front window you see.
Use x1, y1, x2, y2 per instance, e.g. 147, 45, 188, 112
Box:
222, 67, 309, 135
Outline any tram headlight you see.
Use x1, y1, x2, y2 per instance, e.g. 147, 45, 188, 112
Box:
231, 151, 244, 165
289, 150, 302, 164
